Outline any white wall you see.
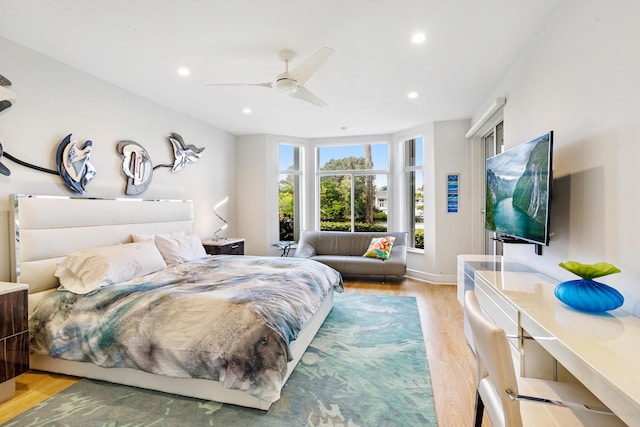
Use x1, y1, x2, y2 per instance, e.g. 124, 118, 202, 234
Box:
236, 126, 470, 281
470, 0, 640, 315
236, 133, 309, 256
395, 120, 471, 283
0, 36, 236, 281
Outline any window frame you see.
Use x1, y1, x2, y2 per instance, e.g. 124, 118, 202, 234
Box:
278, 143, 304, 241
316, 141, 390, 232
403, 136, 424, 250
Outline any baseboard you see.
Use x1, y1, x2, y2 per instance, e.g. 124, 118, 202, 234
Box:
406, 269, 456, 285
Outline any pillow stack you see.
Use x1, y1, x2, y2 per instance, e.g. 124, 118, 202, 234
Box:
55, 232, 208, 294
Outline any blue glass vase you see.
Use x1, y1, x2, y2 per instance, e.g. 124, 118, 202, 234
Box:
554, 279, 624, 312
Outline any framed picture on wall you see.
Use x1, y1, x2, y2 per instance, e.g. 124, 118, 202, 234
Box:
447, 173, 459, 214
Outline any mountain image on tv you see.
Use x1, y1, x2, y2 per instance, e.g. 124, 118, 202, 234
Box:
485, 133, 551, 244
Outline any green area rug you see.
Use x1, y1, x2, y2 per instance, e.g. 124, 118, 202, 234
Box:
3, 293, 437, 426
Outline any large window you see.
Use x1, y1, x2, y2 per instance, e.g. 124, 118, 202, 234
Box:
279, 144, 303, 241
318, 143, 388, 232
404, 137, 424, 249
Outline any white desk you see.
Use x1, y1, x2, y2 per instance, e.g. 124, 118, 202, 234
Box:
458, 255, 640, 426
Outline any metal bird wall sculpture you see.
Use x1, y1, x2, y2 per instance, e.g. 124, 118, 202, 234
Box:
0, 70, 199, 195
154, 133, 205, 173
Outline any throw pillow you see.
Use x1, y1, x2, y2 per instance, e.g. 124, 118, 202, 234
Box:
363, 236, 396, 260
137, 232, 208, 265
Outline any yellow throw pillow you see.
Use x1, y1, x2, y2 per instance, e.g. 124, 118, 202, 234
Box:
363, 236, 396, 260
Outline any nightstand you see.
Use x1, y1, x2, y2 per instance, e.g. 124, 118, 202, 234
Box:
202, 238, 245, 255
0, 282, 29, 404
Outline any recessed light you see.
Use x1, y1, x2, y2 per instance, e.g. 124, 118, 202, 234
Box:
177, 67, 191, 76
411, 32, 426, 44
242, 107, 252, 114
408, 91, 418, 99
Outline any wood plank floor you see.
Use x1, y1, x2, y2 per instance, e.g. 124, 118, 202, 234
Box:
0, 277, 490, 426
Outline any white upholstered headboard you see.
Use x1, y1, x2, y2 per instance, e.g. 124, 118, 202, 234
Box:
9, 194, 194, 301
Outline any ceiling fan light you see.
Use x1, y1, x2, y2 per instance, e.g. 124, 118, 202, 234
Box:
177, 66, 191, 76
276, 78, 298, 94
411, 32, 426, 44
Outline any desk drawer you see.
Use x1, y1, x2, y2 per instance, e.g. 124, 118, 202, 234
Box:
474, 278, 519, 342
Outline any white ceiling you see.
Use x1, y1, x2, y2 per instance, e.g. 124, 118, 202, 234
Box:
0, 0, 559, 138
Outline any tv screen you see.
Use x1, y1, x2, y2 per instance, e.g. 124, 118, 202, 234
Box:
485, 131, 553, 246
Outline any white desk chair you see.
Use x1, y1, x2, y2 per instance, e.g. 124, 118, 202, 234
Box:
464, 291, 625, 427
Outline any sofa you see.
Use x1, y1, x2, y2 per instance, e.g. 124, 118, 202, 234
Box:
293, 230, 408, 277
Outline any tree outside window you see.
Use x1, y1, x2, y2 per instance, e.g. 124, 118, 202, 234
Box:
318, 143, 388, 232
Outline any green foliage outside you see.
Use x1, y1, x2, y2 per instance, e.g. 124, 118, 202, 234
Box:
280, 150, 425, 249
279, 181, 294, 217
318, 156, 381, 225
319, 179, 351, 220
321, 156, 367, 171
321, 222, 424, 249
279, 175, 295, 240
415, 228, 424, 249
320, 222, 387, 232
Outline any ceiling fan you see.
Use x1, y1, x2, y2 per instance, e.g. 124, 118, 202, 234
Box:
206, 47, 334, 107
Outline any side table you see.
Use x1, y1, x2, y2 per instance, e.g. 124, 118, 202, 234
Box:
202, 238, 245, 255
271, 241, 297, 257
0, 282, 29, 404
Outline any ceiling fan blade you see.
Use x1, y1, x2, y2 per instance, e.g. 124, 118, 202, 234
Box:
289, 47, 334, 85
290, 86, 328, 107
205, 82, 273, 88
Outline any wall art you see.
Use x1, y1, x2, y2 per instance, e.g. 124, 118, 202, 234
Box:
117, 140, 153, 195
0, 74, 95, 193
153, 132, 205, 173
0, 72, 15, 114
56, 134, 96, 194
0, 143, 10, 176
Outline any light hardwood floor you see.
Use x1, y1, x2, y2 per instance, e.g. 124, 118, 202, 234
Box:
0, 277, 489, 426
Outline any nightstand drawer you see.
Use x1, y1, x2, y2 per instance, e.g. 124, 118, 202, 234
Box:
202, 239, 245, 255
0, 288, 28, 338
0, 332, 29, 382
0, 284, 29, 400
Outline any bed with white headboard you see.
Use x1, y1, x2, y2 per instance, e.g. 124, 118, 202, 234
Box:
9, 194, 340, 410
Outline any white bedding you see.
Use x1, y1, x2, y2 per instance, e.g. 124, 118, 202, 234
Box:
30, 255, 344, 403
10, 195, 342, 409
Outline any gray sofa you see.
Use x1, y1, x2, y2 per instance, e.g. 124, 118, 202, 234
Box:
293, 230, 408, 277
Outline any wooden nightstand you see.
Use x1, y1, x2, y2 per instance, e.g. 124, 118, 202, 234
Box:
0, 282, 29, 404
202, 238, 245, 255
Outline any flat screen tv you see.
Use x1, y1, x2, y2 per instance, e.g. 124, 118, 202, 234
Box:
485, 131, 553, 247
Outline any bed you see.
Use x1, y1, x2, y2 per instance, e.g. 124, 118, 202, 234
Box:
9, 194, 343, 410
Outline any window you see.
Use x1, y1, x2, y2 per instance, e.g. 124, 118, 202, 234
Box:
404, 137, 424, 249
279, 144, 303, 241
483, 121, 504, 256
318, 143, 389, 232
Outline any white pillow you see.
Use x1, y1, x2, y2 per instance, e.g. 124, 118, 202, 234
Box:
55, 239, 167, 294
132, 232, 207, 265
